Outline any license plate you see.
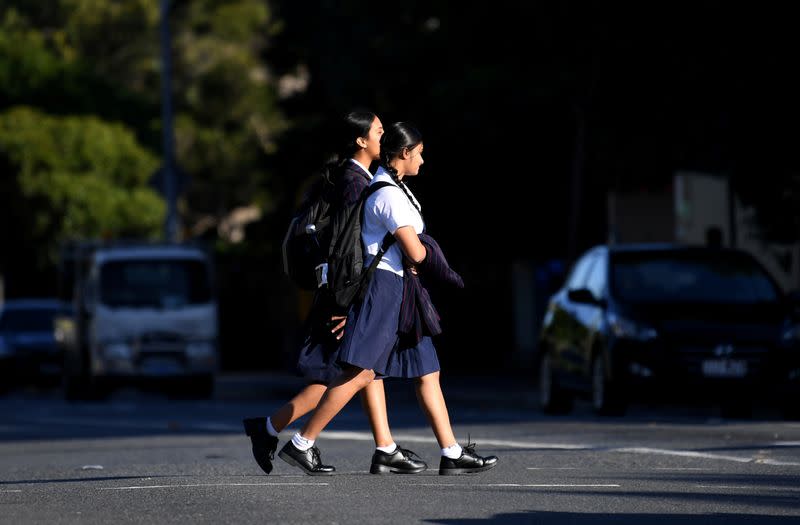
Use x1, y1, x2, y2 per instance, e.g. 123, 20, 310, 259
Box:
140, 358, 183, 376
701, 359, 747, 378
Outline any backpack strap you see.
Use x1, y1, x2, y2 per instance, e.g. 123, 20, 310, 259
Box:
355, 181, 398, 302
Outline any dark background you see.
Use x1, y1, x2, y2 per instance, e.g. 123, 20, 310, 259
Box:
2, 1, 799, 375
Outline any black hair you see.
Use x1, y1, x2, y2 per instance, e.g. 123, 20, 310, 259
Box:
318, 108, 377, 182
379, 121, 423, 212
379, 122, 423, 177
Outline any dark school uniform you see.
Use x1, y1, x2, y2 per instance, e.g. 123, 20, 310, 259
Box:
295, 160, 373, 383
336, 168, 441, 378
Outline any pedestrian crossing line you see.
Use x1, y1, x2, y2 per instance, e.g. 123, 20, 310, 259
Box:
611, 446, 800, 466
16, 418, 800, 467
100, 483, 329, 490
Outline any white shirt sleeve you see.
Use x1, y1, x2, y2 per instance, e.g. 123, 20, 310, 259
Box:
371, 186, 417, 235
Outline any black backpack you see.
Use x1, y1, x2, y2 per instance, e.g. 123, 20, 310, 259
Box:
327, 181, 394, 311
281, 171, 337, 291
282, 170, 395, 309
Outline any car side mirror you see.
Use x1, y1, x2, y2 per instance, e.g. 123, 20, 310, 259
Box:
567, 288, 605, 307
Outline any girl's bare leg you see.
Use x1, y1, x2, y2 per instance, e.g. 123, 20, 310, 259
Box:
300, 367, 375, 440
268, 383, 328, 432
414, 371, 457, 448
360, 379, 394, 447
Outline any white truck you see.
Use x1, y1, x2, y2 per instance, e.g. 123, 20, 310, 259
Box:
57, 241, 218, 399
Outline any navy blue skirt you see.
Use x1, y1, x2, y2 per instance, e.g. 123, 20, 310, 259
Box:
295, 335, 342, 384
337, 269, 440, 378
295, 294, 343, 384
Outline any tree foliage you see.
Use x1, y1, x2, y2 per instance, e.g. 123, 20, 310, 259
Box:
0, 0, 287, 286
0, 106, 164, 265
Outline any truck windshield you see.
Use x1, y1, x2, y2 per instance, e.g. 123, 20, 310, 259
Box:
99, 259, 212, 309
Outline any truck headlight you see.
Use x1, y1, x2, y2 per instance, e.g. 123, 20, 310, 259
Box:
186, 341, 215, 358
103, 342, 132, 360
607, 313, 657, 341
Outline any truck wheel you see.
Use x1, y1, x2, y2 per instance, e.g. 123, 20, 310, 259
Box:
169, 375, 215, 400
64, 373, 109, 401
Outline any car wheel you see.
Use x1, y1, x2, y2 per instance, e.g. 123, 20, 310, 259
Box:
591, 354, 625, 416
539, 352, 573, 414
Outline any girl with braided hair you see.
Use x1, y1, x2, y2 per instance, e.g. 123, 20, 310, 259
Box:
243, 110, 426, 476
278, 121, 498, 475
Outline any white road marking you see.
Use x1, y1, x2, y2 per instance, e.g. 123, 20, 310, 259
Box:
753, 458, 800, 466
100, 483, 329, 490
526, 467, 580, 470
696, 484, 800, 491
652, 467, 711, 471
318, 430, 592, 450
612, 447, 756, 463
1, 490, 22, 493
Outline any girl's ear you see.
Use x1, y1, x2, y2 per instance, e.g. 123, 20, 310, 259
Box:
400, 147, 410, 159
356, 137, 367, 148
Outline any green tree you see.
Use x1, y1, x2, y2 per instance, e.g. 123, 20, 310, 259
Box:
0, 106, 165, 267
1, 0, 286, 235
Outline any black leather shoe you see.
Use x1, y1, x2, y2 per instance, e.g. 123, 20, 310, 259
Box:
242, 417, 279, 475
278, 441, 335, 476
439, 440, 498, 475
370, 446, 428, 474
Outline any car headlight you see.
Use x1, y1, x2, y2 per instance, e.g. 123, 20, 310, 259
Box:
607, 313, 657, 341
103, 342, 133, 360
186, 341, 215, 358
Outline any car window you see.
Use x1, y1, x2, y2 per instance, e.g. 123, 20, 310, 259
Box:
585, 253, 607, 299
610, 250, 780, 304
565, 253, 596, 291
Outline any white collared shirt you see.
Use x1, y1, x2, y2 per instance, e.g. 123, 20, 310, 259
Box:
349, 158, 373, 180
362, 167, 425, 276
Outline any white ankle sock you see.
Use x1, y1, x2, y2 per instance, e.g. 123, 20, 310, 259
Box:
376, 443, 397, 454
291, 433, 314, 451
265, 417, 279, 437
441, 443, 463, 459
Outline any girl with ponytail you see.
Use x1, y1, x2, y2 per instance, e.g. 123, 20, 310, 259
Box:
278, 122, 498, 476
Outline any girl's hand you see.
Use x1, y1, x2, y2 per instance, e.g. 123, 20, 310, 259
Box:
329, 315, 347, 339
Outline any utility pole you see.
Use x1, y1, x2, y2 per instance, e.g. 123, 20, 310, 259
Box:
160, 0, 179, 242
566, 102, 586, 262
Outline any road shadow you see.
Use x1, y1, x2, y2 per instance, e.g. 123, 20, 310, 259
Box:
425, 510, 800, 524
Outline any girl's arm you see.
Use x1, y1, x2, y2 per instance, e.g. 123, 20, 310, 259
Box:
394, 226, 426, 264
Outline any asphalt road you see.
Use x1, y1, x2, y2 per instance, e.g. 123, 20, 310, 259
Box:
1, 373, 800, 524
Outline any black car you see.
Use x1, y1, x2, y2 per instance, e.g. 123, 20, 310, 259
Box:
536, 243, 800, 417
0, 298, 71, 390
